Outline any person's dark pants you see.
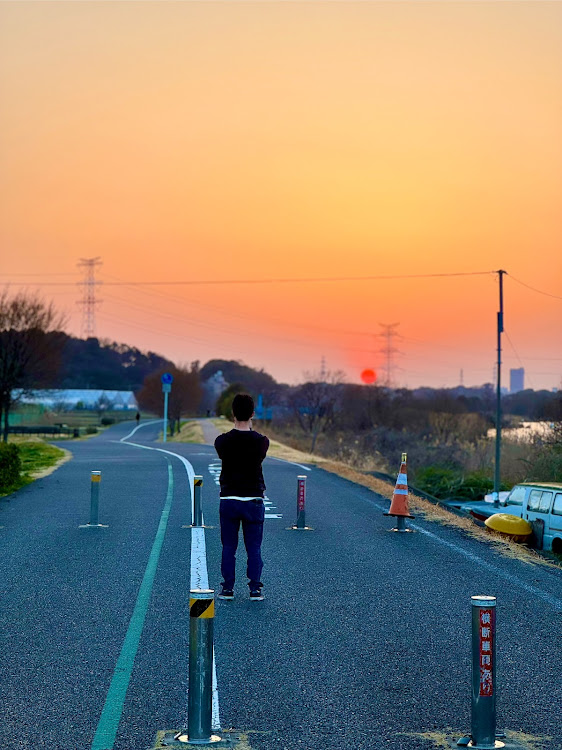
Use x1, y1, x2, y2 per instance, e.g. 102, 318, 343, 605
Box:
219, 498, 265, 590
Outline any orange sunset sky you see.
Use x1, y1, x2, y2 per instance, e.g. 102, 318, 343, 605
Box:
1, 1, 561, 390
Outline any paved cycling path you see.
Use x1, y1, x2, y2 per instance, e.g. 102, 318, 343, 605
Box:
0, 421, 560, 750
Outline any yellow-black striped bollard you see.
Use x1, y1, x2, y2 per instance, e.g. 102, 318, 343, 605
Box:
186, 589, 217, 744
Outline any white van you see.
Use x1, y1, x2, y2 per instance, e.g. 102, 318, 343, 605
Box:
500, 482, 562, 553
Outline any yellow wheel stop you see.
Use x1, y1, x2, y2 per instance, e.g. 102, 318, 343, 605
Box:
484, 513, 532, 536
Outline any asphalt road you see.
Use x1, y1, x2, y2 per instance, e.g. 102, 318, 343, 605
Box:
0, 421, 561, 750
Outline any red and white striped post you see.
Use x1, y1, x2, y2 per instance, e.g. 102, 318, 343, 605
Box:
288, 475, 313, 531
296, 475, 306, 528
458, 595, 505, 748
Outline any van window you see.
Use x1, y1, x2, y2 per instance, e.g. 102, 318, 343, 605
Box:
506, 485, 525, 506
553, 493, 562, 516
528, 489, 542, 511
539, 491, 553, 513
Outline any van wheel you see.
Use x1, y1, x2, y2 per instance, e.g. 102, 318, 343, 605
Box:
552, 538, 562, 554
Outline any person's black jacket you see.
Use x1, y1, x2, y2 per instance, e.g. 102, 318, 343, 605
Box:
214, 429, 269, 497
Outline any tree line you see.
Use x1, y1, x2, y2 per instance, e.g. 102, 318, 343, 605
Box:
1, 288, 560, 496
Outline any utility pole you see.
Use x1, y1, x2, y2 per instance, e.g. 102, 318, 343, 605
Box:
77, 257, 102, 338
493, 270, 506, 507
378, 323, 400, 387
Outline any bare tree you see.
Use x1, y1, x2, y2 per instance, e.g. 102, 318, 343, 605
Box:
0, 290, 67, 441
135, 363, 202, 435
290, 369, 346, 452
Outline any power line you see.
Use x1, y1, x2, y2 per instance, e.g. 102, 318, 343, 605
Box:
0, 270, 497, 287
100, 272, 505, 345
508, 275, 562, 301
1, 272, 80, 277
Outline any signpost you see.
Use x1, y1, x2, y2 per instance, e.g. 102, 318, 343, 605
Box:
161, 372, 173, 442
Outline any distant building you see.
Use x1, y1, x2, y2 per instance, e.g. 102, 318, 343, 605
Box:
510, 368, 525, 393
18, 389, 138, 410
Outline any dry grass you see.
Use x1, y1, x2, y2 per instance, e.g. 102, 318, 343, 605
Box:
209, 417, 232, 431
404, 728, 551, 749
266, 438, 327, 465
173, 421, 205, 443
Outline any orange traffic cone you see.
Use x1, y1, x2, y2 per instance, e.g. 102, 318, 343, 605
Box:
384, 452, 415, 530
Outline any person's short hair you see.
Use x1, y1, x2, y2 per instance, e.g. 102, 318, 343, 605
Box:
232, 393, 254, 421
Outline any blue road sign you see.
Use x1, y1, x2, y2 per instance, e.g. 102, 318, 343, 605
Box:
161, 373, 173, 385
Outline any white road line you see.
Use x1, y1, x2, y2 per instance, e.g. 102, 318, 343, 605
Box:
114, 423, 221, 730
267, 455, 312, 471
190, 528, 209, 590
362, 492, 562, 613
412, 524, 562, 612
120, 420, 162, 442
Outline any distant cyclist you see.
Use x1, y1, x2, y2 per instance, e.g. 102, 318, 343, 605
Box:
214, 394, 269, 601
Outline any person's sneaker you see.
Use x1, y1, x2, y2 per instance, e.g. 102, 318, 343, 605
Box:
217, 588, 234, 600
249, 589, 264, 601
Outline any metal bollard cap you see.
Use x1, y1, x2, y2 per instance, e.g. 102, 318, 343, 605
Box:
190, 589, 214, 599
471, 595, 496, 607
297, 475, 307, 480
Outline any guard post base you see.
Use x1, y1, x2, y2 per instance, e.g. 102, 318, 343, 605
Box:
79, 523, 109, 528
457, 732, 510, 749
384, 513, 415, 532
152, 729, 240, 748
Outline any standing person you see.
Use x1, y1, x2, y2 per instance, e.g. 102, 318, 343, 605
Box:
214, 393, 269, 601
135, 411, 140, 426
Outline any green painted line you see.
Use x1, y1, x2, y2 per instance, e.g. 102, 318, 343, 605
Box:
91, 462, 174, 750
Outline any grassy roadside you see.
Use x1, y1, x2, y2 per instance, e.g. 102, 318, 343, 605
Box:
170, 421, 205, 443
0, 438, 70, 498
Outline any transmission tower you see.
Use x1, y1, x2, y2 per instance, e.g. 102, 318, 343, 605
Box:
77, 257, 102, 337
378, 323, 401, 387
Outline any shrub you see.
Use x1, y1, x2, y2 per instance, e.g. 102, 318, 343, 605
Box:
0, 443, 22, 491
525, 445, 562, 483
100, 417, 115, 426
85, 426, 98, 434
413, 466, 460, 499
414, 466, 511, 501
454, 471, 510, 501
215, 383, 247, 418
